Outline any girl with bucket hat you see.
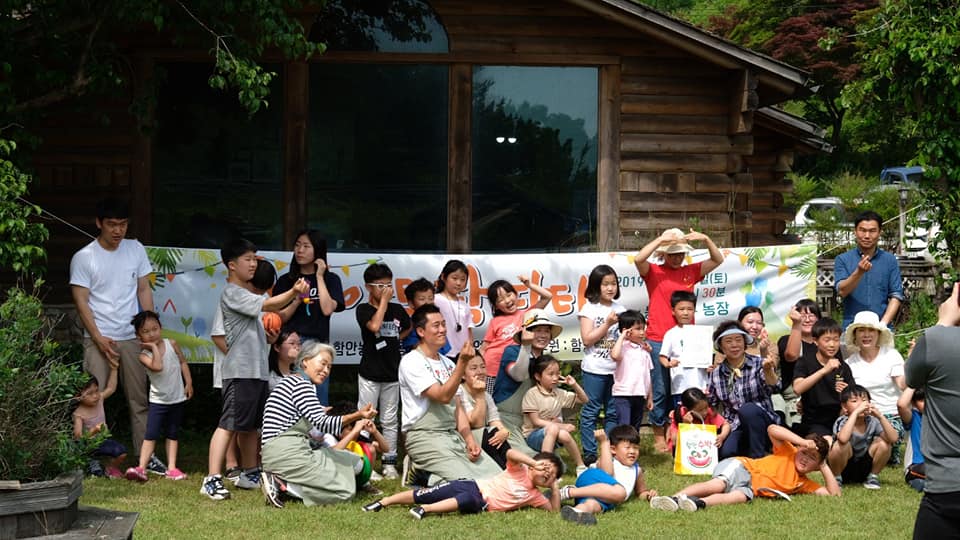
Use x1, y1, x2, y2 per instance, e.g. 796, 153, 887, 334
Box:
844, 311, 906, 463
634, 228, 725, 452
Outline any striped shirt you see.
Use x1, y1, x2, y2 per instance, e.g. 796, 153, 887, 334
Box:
262, 375, 341, 444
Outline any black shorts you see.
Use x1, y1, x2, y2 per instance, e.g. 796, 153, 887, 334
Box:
412, 480, 486, 514
842, 452, 874, 483
219, 378, 268, 432
145, 401, 185, 441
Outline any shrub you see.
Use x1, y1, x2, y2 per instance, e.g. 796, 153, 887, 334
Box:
0, 287, 94, 481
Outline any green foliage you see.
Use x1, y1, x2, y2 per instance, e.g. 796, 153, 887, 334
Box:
0, 288, 92, 481
894, 291, 939, 356
783, 171, 822, 209
0, 139, 48, 275
844, 0, 960, 266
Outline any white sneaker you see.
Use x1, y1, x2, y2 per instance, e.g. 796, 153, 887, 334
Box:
382, 464, 399, 480
234, 469, 261, 490
368, 470, 383, 482
650, 495, 680, 512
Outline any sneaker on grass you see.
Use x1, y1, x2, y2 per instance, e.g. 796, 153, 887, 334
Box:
200, 474, 231, 501
124, 466, 147, 482
677, 494, 705, 511
145, 454, 168, 476
260, 471, 285, 508
560, 505, 597, 526
382, 464, 399, 480
225, 466, 242, 484
409, 506, 426, 520
165, 467, 188, 481
235, 469, 261, 490
362, 500, 384, 512
863, 473, 882, 490
650, 495, 680, 512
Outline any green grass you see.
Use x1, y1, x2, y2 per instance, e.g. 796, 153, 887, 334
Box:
81, 433, 920, 539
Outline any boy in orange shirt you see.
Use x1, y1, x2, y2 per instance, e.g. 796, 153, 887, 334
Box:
650, 424, 840, 511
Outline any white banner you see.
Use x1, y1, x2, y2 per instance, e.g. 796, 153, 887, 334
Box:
146, 245, 818, 364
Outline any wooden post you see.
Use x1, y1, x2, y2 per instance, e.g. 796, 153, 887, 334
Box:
598, 63, 621, 250
447, 64, 472, 253
130, 55, 154, 241
283, 62, 309, 241
728, 69, 757, 135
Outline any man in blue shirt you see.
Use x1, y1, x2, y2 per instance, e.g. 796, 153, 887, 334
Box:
834, 210, 904, 330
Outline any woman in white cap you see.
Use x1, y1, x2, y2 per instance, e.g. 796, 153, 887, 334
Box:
707, 321, 780, 459
634, 228, 725, 451
844, 310, 906, 462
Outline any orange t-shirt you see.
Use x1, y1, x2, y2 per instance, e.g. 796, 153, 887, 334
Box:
476, 461, 549, 512
735, 442, 822, 496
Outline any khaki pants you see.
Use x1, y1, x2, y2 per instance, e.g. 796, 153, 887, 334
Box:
83, 338, 149, 458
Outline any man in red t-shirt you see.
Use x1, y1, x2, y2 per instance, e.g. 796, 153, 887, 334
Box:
634, 228, 725, 452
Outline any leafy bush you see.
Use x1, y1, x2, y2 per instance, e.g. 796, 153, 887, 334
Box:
0, 288, 93, 481
0, 139, 48, 275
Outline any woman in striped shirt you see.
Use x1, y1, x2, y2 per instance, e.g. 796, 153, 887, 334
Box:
260, 341, 377, 507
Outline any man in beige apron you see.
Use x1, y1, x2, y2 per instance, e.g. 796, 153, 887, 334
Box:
399, 305, 502, 484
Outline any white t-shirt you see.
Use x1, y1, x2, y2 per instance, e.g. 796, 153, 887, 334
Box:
69, 238, 152, 341
847, 346, 905, 415
579, 301, 625, 375
142, 339, 187, 405
660, 325, 709, 394
211, 306, 225, 389
399, 348, 455, 432
435, 293, 473, 354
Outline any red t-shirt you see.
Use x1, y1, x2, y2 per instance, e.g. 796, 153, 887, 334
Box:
482, 310, 528, 378
642, 262, 704, 342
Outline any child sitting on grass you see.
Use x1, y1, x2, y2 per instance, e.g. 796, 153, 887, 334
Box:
460, 354, 513, 468
73, 357, 126, 478
667, 388, 730, 455
829, 385, 899, 489
650, 424, 840, 512
558, 426, 657, 526
521, 355, 589, 475
361, 449, 562, 518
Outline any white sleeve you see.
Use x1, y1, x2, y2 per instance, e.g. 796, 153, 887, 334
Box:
69, 249, 93, 288
401, 355, 442, 398
211, 305, 225, 336
132, 241, 153, 278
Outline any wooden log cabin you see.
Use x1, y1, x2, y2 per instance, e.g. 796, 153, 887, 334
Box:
22, 0, 830, 304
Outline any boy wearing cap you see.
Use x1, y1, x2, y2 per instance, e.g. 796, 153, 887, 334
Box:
492, 309, 563, 457
634, 228, 725, 452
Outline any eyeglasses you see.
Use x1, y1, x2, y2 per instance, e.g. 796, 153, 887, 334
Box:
366, 283, 392, 290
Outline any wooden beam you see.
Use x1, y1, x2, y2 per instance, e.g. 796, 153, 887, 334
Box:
620, 134, 753, 154
283, 62, 308, 241
131, 55, 153, 242
447, 64, 472, 253
620, 114, 727, 135
597, 63, 621, 250
729, 69, 758, 135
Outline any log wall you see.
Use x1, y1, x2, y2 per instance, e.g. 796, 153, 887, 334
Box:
21, 0, 808, 303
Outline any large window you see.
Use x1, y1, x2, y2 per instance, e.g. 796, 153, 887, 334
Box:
307, 64, 448, 251
472, 67, 598, 251
153, 63, 284, 249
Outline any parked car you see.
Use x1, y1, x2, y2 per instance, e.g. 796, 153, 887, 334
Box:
880, 166, 924, 185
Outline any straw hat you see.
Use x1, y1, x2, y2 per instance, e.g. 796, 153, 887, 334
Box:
513, 308, 563, 343
654, 228, 694, 256
843, 311, 894, 350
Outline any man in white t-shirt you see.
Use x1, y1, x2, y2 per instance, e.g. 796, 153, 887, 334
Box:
399, 304, 501, 484
70, 198, 160, 473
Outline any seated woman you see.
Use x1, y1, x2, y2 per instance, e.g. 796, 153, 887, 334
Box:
260, 341, 377, 508
844, 311, 906, 462
708, 321, 780, 459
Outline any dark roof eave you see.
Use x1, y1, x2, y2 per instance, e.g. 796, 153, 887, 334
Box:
756, 107, 834, 154
567, 0, 816, 98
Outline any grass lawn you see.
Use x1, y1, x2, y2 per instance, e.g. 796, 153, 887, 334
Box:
80, 430, 921, 539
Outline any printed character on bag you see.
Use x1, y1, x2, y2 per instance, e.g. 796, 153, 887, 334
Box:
673, 423, 718, 475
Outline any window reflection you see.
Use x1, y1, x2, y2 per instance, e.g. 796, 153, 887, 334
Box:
309, 0, 448, 53
307, 64, 448, 251
152, 63, 283, 249
472, 66, 598, 251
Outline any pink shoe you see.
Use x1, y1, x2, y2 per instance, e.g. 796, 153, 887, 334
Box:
104, 466, 123, 479
165, 467, 188, 481
125, 466, 148, 482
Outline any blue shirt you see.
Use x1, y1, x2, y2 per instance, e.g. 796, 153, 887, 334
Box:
906, 407, 924, 466
834, 247, 904, 329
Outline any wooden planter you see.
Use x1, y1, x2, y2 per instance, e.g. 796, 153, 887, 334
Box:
0, 471, 83, 539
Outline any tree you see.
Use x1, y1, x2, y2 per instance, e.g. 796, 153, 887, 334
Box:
844, 0, 960, 268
